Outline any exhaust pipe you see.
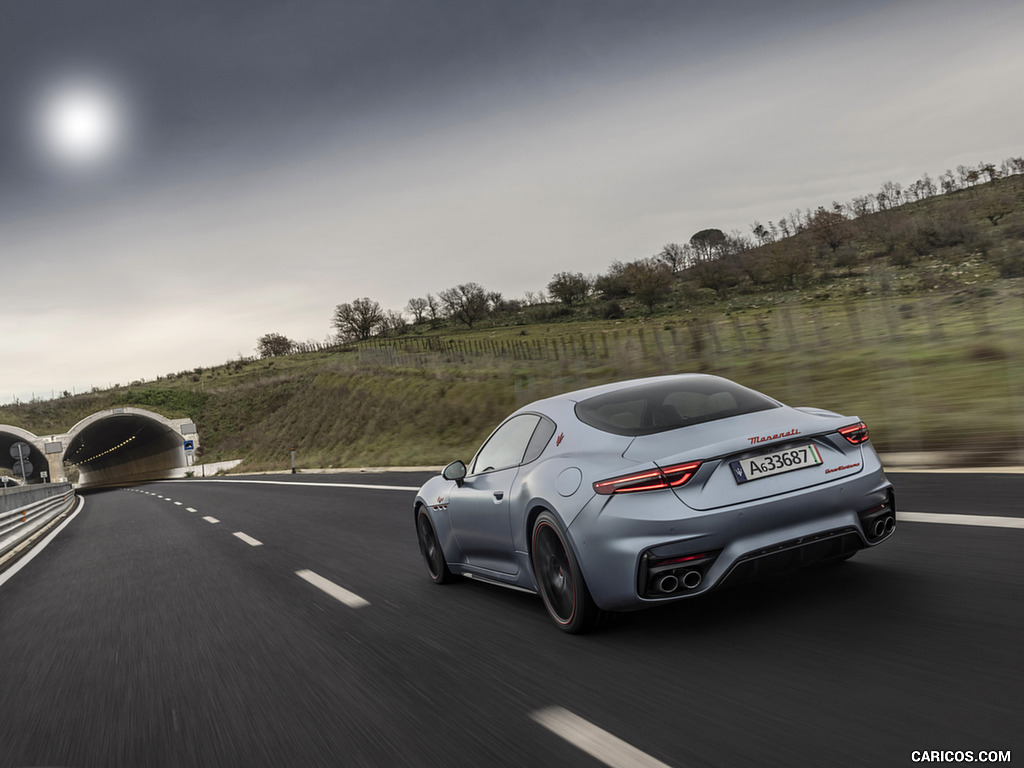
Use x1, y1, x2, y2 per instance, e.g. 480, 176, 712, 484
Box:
655, 574, 679, 593
872, 516, 895, 538
681, 570, 702, 589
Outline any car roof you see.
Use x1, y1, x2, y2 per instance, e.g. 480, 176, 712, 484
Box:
524, 373, 735, 408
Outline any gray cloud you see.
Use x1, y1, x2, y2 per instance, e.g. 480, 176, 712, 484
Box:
2, 0, 1022, 403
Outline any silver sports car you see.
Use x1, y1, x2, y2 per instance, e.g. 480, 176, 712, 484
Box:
414, 374, 895, 633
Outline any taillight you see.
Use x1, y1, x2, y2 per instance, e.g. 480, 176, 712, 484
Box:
838, 422, 870, 444
593, 461, 702, 495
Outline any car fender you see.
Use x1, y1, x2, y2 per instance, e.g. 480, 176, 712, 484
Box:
414, 474, 466, 565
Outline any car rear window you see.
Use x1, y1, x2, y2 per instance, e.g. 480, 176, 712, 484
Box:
574, 378, 779, 436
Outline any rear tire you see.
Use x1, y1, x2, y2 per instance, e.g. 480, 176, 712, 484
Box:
531, 511, 604, 634
416, 507, 456, 584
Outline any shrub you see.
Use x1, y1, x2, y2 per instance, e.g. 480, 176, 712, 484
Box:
992, 242, 1024, 278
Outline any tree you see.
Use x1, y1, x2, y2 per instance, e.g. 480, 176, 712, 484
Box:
424, 293, 443, 327
257, 332, 294, 358
689, 256, 740, 293
750, 223, 772, 246
379, 309, 408, 337
657, 243, 690, 273
808, 206, 853, 252
547, 272, 591, 306
689, 229, 726, 261
979, 190, 1016, 226
593, 261, 631, 299
768, 243, 813, 289
438, 282, 489, 329
406, 297, 428, 324
332, 297, 385, 341
623, 258, 673, 312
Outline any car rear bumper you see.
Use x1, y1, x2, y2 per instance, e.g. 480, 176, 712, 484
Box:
568, 464, 894, 612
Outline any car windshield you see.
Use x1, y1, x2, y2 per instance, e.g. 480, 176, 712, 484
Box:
574, 378, 779, 436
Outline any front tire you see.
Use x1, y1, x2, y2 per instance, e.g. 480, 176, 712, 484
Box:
416, 507, 456, 584
531, 511, 603, 634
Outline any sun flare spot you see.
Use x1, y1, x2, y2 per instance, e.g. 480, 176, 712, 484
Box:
32, 75, 130, 172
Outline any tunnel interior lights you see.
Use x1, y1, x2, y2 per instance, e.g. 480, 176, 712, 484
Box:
73, 434, 138, 466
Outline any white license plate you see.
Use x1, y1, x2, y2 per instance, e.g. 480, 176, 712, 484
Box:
730, 444, 823, 483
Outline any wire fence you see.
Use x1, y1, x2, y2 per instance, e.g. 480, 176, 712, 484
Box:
346, 291, 1024, 465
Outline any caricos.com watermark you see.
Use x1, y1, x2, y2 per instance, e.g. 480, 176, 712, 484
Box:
911, 751, 1011, 763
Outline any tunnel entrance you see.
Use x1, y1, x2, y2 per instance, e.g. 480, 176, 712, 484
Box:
0, 426, 51, 485
65, 408, 199, 488
0, 409, 199, 488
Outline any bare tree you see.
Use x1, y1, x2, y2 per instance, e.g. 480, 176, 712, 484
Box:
657, 243, 690, 273
623, 258, 673, 312
332, 297, 385, 341
406, 297, 428, 324
424, 293, 443, 327
808, 206, 853, 252
768, 242, 814, 289
379, 309, 408, 337
438, 283, 489, 328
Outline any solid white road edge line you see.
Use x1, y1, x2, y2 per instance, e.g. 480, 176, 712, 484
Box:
233, 531, 263, 547
530, 706, 674, 768
203, 516, 220, 524
898, 511, 1024, 529
177, 479, 419, 491
0, 496, 86, 589
295, 569, 370, 609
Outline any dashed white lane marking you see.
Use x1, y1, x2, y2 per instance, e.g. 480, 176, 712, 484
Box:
174, 501, 183, 506
203, 516, 220, 524
186, 507, 197, 513
898, 511, 1024, 530
233, 532, 263, 547
530, 706, 674, 768
295, 569, 370, 609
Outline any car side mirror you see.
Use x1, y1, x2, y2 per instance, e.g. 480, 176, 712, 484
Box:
442, 460, 467, 486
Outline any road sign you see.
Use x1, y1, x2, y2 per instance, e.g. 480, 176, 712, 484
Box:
10, 442, 30, 460
184, 440, 194, 451
14, 459, 33, 479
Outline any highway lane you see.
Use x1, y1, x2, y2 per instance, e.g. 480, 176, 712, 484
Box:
0, 473, 1020, 768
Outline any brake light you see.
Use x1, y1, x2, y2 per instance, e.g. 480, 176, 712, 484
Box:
593, 461, 702, 495
838, 422, 870, 444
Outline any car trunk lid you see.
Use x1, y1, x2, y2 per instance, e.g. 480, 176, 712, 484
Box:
622, 407, 866, 511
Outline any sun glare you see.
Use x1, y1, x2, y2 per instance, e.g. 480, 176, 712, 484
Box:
32, 76, 130, 173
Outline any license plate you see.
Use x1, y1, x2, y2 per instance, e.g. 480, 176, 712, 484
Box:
730, 444, 823, 483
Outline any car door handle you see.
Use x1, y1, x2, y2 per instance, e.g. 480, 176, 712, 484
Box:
493, 491, 504, 502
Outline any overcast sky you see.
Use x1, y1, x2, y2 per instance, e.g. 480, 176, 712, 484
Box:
2, 0, 1022, 404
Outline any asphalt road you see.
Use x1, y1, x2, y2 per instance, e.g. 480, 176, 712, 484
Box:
0, 472, 1020, 768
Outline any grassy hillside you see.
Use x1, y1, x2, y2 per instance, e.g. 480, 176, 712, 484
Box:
3, 173, 1024, 471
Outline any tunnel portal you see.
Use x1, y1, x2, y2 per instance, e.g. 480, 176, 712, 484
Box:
1, 408, 198, 488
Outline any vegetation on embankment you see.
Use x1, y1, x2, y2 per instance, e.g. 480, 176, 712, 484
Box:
3, 164, 1024, 470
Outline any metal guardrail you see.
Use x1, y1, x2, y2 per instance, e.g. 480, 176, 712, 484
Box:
0, 487, 77, 561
